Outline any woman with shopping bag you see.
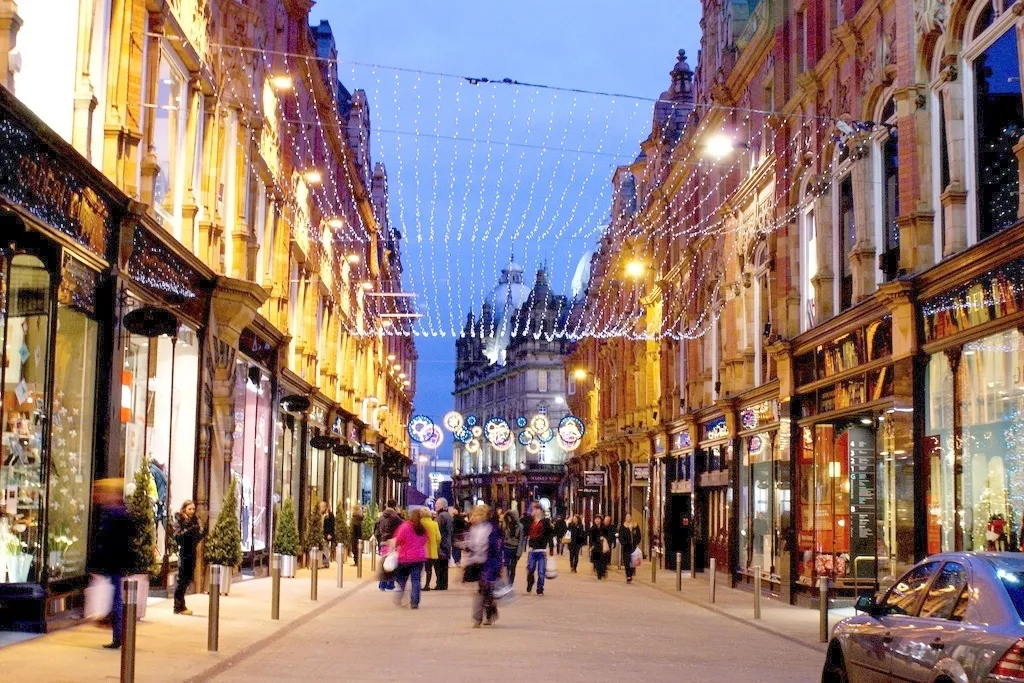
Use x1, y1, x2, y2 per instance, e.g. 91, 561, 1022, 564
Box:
617, 514, 642, 584
386, 508, 429, 609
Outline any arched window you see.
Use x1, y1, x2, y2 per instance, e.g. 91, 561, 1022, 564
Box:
753, 243, 773, 386
876, 97, 900, 281
965, 0, 1024, 241
835, 150, 855, 311
799, 179, 817, 332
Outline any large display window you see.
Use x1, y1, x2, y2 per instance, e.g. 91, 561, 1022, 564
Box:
121, 320, 199, 567
232, 361, 271, 565
738, 430, 788, 578
925, 328, 1024, 552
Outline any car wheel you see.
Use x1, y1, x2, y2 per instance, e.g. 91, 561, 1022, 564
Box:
821, 642, 849, 683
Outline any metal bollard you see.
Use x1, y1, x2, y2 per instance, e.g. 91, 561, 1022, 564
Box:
676, 552, 683, 591
310, 547, 319, 601
689, 535, 696, 580
709, 557, 717, 603
120, 578, 138, 683
819, 577, 830, 643
208, 564, 220, 652
754, 565, 762, 619
338, 543, 346, 586
271, 554, 281, 620
651, 548, 657, 583
371, 539, 377, 572
357, 540, 363, 578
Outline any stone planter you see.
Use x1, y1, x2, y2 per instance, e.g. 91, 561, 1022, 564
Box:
279, 555, 297, 578
127, 574, 149, 620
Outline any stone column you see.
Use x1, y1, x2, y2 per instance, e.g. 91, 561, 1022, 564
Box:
941, 71, 968, 255
138, 14, 163, 208
180, 77, 203, 253
811, 181, 834, 323
0, 0, 21, 92
849, 136, 876, 303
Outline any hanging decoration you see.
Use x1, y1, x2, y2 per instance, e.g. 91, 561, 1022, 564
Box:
407, 415, 435, 444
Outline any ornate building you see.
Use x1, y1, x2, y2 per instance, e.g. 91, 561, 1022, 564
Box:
570, 0, 1024, 608
0, 0, 414, 631
451, 263, 572, 512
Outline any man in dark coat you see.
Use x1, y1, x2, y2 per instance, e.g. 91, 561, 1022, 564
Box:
350, 505, 364, 566
91, 479, 135, 649
374, 500, 403, 590
553, 514, 568, 555
319, 501, 335, 568
434, 497, 454, 590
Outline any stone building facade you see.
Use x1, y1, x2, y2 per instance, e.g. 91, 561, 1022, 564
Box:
0, 0, 414, 630
568, 0, 1024, 606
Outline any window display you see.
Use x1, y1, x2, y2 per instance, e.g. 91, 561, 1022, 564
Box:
121, 321, 199, 562
738, 431, 788, 576
232, 362, 271, 561
926, 328, 1024, 552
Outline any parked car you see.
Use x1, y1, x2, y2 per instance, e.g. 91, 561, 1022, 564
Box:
822, 552, 1024, 682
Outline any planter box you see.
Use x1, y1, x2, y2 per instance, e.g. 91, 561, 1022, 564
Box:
207, 565, 231, 596
127, 574, 149, 620
279, 555, 297, 578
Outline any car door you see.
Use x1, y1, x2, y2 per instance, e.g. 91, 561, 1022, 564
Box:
887, 561, 969, 682
844, 562, 941, 682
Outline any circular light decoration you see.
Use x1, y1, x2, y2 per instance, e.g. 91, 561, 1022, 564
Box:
443, 411, 464, 432
422, 427, 444, 450
466, 415, 478, 427
526, 440, 541, 455
465, 438, 481, 454
515, 416, 528, 428
456, 426, 473, 444
558, 415, 586, 444
492, 434, 514, 452
538, 428, 555, 443
407, 415, 435, 444
530, 415, 549, 433
471, 425, 483, 438
558, 434, 582, 451
484, 417, 512, 445
517, 429, 535, 447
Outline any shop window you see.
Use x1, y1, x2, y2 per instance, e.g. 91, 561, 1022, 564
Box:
121, 322, 199, 565
801, 201, 817, 332
971, 26, 1024, 240
753, 243, 773, 385
152, 47, 189, 235
926, 329, 1024, 552
878, 98, 900, 281
232, 363, 271, 567
837, 175, 855, 311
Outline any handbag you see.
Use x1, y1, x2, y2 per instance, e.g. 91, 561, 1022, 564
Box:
383, 551, 399, 573
545, 564, 558, 579
562, 532, 572, 544
630, 547, 642, 568
600, 537, 610, 554
462, 563, 482, 583
84, 574, 113, 620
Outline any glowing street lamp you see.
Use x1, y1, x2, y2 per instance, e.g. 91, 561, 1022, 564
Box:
327, 217, 344, 229
270, 75, 293, 91
573, 368, 588, 380
624, 259, 646, 279
705, 133, 736, 159
346, 253, 360, 264
304, 169, 322, 185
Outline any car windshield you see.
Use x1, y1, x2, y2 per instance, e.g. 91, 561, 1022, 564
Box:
987, 556, 1024, 619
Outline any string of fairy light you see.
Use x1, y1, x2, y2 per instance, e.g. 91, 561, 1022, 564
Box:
211, 42, 892, 342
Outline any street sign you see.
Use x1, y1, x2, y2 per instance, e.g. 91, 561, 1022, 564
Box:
583, 470, 605, 487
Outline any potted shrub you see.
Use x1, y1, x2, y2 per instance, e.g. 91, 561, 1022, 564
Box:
274, 498, 300, 578
126, 465, 155, 619
334, 499, 350, 561
204, 477, 241, 595
302, 495, 324, 568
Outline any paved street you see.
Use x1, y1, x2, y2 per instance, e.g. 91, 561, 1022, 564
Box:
210, 556, 823, 683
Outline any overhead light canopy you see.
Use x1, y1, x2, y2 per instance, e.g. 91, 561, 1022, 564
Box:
360, 281, 374, 291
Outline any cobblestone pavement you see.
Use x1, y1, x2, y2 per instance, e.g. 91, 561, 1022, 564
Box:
211, 555, 824, 683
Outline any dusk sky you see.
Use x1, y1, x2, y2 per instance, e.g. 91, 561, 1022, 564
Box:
316, 2, 702, 458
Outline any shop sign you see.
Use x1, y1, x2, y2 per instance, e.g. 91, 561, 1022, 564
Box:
348, 423, 360, 443
332, 415, 344, 436
740, 400, 778, 431
699, 470, 729, 487
704, 416, 728, 441
669, 479, 691, 494
126, 228, 208, 321
310, 405, 326, 426
654, 436, 665, 455
583, 470, 605, 488
527, 473, 563, 485
633, 464, 650, 481
0, 117, 115, 259
848, 425, 876, 573
922, 258, 1024, 343
673, 432, 691, 450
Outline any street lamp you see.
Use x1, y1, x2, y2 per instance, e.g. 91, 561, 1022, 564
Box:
573, 368, 588, 381
624, 259, 645, 279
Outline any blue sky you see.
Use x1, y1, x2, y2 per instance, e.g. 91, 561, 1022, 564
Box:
316, 2, 702, 457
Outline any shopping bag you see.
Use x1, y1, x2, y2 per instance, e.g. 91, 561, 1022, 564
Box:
562, 532, 572, 544
382, 551, 399, 573
493, 580, 515, 602
630, 548, 642, 568
84, 574, 113, 620
545, 564, 558, 579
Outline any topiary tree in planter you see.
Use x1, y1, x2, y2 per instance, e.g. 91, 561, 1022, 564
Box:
204, 477, 241, 593
127, 465, 157, 577
362, 504, 379, 540
302, 495, 323, 565
274, 498, 300, 577
334, 499, 350, 552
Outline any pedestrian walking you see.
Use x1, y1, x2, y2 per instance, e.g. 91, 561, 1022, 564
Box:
553, 514, 568, 555
319, 501, 335, 568
422, 509, 440, 591
525, 503, 554, 595
349, 504, 364, 566
567, 515, 587, 572
452, 508, 468, 566
172, 500, 205, 615
603, 515, 616, 568
462, 504, 502, 627
435, 498, 454, 590
388, 508, 429, 609
375, 501, 403, 590
618, 513, 642, 584
590, 517, 608, 579
500, 505, 523, 585
90, 479, 134, 649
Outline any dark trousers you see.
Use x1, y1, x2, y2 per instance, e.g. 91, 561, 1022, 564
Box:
472, 579, 496, 624
435, 558, 449, 590
108, 574, 125, 646
624, 548, 636, 579
424, 558, 434, 587
593, 549, 608, 579
174, 555, 195, 612
502, 547, 520, 585
568, 544, 582, 571
556, 539, 565, 555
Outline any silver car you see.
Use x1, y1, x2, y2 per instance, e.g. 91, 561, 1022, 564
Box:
822, 552, 1024, 682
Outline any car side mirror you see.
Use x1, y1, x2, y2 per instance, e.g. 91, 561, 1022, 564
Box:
855, 594, 884, 617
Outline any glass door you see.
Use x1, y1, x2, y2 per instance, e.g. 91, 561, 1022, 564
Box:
0, 251, 54, 585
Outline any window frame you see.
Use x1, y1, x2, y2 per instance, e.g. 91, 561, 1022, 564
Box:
753, 242, 772, 386
873, 95, 900, 283
800, 182, 817, 333
834, 168, 855, 314
151, 43, 190, 236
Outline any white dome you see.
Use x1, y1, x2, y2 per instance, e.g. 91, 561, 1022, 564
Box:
571, 251, 593, 299
482, 260, 531, 365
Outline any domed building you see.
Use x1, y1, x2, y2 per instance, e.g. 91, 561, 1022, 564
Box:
452, 262, 575, 513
